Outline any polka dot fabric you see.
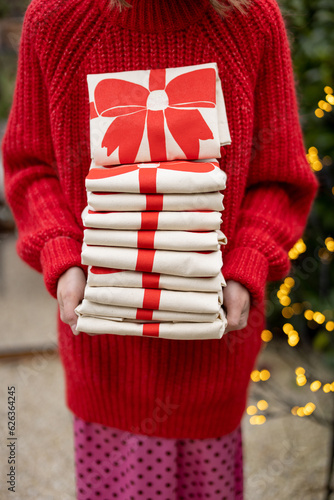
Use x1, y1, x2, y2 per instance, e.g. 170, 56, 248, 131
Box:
73, 415, 243, 499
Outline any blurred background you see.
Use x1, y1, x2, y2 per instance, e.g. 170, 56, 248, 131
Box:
0, 0, 333, 498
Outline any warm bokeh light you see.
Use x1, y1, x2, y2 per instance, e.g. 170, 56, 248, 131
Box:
250, 415, 266, 425
313, 312, 326, 324
282, 307, 294, 318
325, 237, 334, 252
280, 296, 292, 307
326, 321, 334, 332
310, 380, 321, 392
250, 370, 261, 382
326, 94, 334, 105
260, 370, 271, 381
288, 239, 307, 258
288, 333, 300, 347
257, 400, 268, 411
283, 323, 294, 334
304, 309, 314, 320
261, 329, 273, 342
295, 367, 305, 376
297, 407, 305, 417
284, 277, 295, 287
247, 405, 257, 415
304, 402, 316, 415
296, 374, 307, 386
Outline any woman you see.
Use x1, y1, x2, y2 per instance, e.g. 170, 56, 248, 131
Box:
2, 0, 318, 497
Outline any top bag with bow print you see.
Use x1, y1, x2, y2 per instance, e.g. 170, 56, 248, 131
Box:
87, 62, 231, 165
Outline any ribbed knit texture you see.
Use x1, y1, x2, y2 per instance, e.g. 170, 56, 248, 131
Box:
2, 0, 318, 439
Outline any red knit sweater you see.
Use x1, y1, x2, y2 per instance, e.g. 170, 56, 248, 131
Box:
2, 0, 318, 439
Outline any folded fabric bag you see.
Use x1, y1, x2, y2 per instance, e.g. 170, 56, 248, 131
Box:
87, 191, 225, 212
76, 299, 221, 323
83, 285, 222, 314
82, 208, 222, 231
75, 310, 228, 340
87, 62, 231, 165
83, 229, 227, 251
87, 267, 226, 292
85, 159, 227, 194
81, 243, 223, 277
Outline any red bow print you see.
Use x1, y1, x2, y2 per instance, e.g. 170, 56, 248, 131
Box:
90, 68, 216, 163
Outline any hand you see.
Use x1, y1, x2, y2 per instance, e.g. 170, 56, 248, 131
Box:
223, 279, 251, 333
57, 266, 86, 334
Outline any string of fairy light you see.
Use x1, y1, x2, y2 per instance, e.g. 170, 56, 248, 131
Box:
246, 85, 334, 426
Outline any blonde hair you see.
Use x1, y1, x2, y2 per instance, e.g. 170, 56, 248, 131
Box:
109, 0, 251, 17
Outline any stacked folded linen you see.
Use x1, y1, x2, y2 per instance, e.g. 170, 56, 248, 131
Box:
76, 311, 227, 340
82, 207, 223, 231
86, 267, 226, 292
76, 300, 220, 323
81, 244, 223, 276
82, 286, 223, 314
85, 159, 227, 193
84, 229, 227, 251
87, 191, 225, 212
75, 62, 231, 340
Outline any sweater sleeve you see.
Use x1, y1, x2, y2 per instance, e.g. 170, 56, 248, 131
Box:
222, 1, 319, 305
1, 7, 86, 298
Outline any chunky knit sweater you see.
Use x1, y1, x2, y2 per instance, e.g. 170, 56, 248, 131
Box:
2, 0, 318, 438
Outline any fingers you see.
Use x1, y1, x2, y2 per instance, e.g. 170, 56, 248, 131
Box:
223, 280, 251, 333
224, 309, 249, 333
57, 267, 86, 334
59, 289, 82, 332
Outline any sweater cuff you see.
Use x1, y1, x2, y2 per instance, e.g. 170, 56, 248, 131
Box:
40, 237, 86, 298
222, 247, 269, 306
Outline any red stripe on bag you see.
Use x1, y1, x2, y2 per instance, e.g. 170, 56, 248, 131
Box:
136, 309, 154, 320
137, 231, 156, 249
140, 212, 159, 230
149, 68, 166, 91
90, 267, 122, 274
142, 323, 160, 337
146, 194, 163, 211
147, 110, 167, 162
142, 273, 160, 288
138, 167, 158, 193
142, 289, 161, 310
135, 249, 155, 272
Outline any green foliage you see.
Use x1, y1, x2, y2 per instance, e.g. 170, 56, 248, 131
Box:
0, 0, 9, 18
0, 54, 18, 118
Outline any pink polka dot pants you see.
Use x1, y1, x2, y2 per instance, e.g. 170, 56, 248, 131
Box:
73, 415, 243, 499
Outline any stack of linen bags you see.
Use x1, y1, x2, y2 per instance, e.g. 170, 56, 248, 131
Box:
75, 63, 231, 340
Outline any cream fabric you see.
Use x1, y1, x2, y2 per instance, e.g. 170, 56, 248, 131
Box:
87, 267, 226, 292
83, 285, 222, 314
87, 191, 224, 212
76, 309, 228, 340
76, 299, 220, 323
83, 229, 227, 251
82, 207, 222, 231
85, 160, 227, 194
81, 243, 223, 277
